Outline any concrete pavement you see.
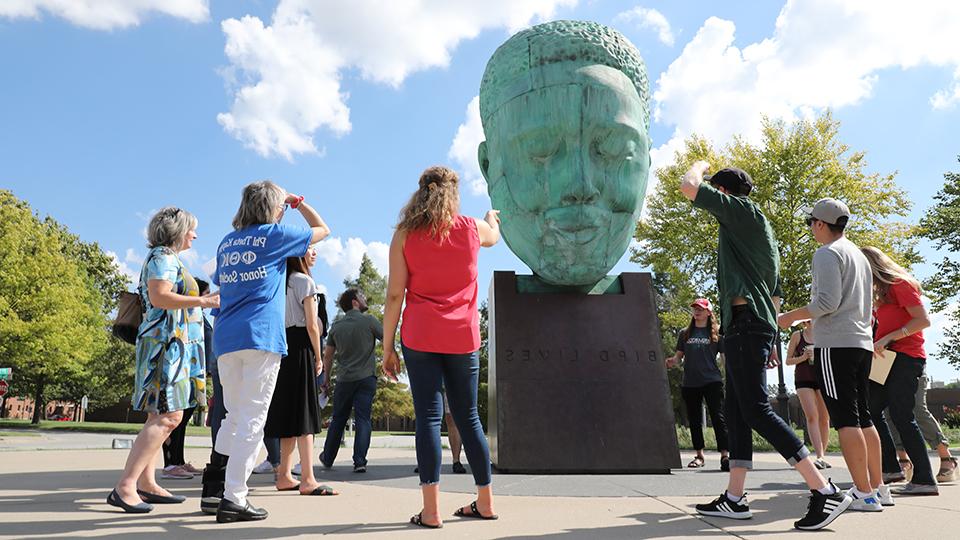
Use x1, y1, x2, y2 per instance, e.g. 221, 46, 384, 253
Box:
0, 441, 957, 539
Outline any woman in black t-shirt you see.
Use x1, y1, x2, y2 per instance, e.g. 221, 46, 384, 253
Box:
667, 299, 729, 470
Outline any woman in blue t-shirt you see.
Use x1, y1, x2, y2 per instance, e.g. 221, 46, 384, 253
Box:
667, 299, 730, 471
210, 181, 330, 523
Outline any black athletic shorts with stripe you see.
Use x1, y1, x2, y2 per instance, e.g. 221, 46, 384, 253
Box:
814, 347, 873, 429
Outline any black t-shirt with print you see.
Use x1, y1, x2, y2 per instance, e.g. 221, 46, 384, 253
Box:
675, 326, 723, 388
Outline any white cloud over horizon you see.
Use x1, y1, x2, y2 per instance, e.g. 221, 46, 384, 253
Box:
614, 6, 675, 46
448, 96, 487, 197
649, 0, 960, 183
313, 236, 389, 284
217, 0, 577, 160
0, 0, 209, 30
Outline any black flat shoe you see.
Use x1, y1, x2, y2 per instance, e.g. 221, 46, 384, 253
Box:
137, 489, 186, 504
216, 498, 268, 523
107, 489, 153, 513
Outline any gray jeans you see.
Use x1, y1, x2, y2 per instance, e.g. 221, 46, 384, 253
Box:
887, 373, 949, 451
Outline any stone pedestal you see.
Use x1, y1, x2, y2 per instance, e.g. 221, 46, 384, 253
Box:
487, 271, 681, 473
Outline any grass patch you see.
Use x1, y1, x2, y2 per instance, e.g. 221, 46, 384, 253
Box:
0, 430, 41, 438
0, 419, 211, 437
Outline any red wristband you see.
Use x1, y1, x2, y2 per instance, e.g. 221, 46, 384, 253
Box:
291, 195, 304, 209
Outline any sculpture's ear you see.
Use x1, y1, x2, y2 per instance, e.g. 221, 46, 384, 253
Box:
478, 140, 490, 183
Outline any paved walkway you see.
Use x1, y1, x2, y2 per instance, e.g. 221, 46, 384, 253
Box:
0, 438, 957, 539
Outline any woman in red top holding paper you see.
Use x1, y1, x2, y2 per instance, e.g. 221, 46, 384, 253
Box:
383, 166, 501, 528
862, 246, 939, 495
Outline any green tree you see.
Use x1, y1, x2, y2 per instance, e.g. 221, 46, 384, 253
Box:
341, 254, 387, 319
0, 191, 109, 423
477, 301, 490, 429
920, 156, 960, 368
634, 112, 919, 321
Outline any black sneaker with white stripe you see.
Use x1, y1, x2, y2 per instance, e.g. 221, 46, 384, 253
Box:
695, 491, 752, 520
794, 481, 852, 530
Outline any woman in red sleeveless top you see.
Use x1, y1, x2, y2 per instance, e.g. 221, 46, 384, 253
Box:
383, 166, 501, 529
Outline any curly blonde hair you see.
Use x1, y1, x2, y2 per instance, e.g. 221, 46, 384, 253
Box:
397, 166, 460, 241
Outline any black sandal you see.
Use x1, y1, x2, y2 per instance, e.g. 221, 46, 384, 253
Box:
454, 501, 499, 520
301, 485, 338, 496
410, 512, 442, 528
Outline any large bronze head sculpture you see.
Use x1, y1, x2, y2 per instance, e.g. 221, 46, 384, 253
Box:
478, 20, 651, 286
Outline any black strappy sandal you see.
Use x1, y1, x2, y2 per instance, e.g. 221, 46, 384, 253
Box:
410, 512, 443, 528
454, 501, 499, 520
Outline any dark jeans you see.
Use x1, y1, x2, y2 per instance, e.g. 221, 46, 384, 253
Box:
320, 375, 377, 467
163, 407, 195, 467
403, 345, 491, 486
681, 382, 729, 452
869, 353, 936, 485
264, 436, 281, 466
209, 360, 227, 449
723, 307, 809, 469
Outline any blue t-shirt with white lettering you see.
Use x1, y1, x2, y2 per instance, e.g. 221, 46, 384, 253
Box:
212, 223, 313, 357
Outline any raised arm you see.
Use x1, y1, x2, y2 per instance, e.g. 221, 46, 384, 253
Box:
475, 210, 501, 247
286, 194, 331, 244
680, 161, 710, 201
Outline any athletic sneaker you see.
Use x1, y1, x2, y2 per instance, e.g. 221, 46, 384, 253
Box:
695, 492, 752, 520
181, 462, 204, 474
882, 472, 907, 484
353, 464, 366, 473
252, 460, 276, 474
814, 458, 832, 470
452, 461, 467, 474
893, 482, 939, 496
292, 463, 302, 476
846, 488, 883, 512
794, 482, 851, 531
161, 465, 194, 479
877, 485, 895, 507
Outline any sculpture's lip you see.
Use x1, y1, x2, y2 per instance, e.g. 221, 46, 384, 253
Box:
544, 205, 609, 245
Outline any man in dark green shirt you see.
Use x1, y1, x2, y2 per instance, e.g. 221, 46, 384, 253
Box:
318, 289, 384, 473
680, 161, 851, 530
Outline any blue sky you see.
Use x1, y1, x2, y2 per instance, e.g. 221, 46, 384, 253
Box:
3, 1, 960, 388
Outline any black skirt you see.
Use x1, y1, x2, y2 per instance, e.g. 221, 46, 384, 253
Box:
264, 326, 323, 438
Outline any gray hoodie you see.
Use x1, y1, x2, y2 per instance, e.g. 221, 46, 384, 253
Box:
806, 236, 873, 351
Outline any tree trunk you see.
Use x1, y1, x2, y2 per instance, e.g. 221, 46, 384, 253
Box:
30, 376, 45, 424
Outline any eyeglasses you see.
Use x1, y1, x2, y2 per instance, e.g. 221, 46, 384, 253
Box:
805, 217, 818, 227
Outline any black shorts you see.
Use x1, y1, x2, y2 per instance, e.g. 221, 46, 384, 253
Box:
815, 347, 873, 429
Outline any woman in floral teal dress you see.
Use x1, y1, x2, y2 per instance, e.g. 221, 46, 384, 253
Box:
108, 207, 220, 514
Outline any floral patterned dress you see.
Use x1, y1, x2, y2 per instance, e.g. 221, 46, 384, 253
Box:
132, 246, 205, 413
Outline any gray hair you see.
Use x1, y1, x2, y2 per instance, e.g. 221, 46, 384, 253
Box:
232, 180, 286, 230
147, 207, 198, 249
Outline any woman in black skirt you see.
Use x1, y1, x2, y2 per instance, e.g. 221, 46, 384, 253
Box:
264, 247, 336, 496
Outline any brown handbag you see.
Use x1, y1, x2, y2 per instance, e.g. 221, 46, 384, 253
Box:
112, 290, 145, 344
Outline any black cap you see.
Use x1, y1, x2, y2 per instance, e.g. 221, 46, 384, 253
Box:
704, 167, 753, 196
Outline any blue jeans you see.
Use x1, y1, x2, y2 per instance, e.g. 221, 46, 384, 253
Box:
723, 307, 809, 469
320, 375, 377, 467
869, 353, 936, 485
403, 345, 491, 486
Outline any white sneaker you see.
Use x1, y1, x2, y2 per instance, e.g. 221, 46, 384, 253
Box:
877, 485, 895, 507
292, 463, 302, 476
252, 460, 276, 474
846, 488, 883, 512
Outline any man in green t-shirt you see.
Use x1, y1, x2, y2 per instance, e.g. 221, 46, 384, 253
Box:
680, 161, 851, 530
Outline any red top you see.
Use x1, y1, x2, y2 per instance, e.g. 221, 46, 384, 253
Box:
401, 214, 481, 354
874, 280, 925, 359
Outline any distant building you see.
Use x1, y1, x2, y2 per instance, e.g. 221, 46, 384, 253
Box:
931, 380, 946, 389
1, 397, 77, 421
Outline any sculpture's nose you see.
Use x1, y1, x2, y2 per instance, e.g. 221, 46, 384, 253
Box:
554, 144, 599, 206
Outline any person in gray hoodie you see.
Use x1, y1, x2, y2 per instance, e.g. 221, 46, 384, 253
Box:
779, 198, 886, 511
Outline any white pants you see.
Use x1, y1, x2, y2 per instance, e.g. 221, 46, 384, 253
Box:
215, 349, 281, 506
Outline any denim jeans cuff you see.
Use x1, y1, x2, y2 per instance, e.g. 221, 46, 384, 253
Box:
419, 480, 440, 486
475, 482, 492, 488
730, 459, 753, 470
787, 446, 811, 466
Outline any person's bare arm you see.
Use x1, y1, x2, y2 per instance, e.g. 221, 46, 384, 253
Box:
303, 295, 323, 375
875, 304, 931, 355
321, 345, 335, 390
475, 210, 501, 247
287, 195, 331, 244
382, 229, 408, 381
147, 279, 219, 310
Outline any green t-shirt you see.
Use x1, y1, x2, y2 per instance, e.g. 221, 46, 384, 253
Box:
692, 183, 780, 332
327, 309, 384, 383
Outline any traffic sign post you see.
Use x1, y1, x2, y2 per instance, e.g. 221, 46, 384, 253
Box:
0, 379, 9, 397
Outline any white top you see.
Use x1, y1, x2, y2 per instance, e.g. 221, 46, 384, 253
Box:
284, 272, 318, 328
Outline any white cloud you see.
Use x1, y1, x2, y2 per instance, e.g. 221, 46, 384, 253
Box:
202, 257, 217, 279
106, 250, 139, 286
931, 68, 960, 109
314, 236, 389, 282
614, 6, 675, 46
0, 0, 209, 30
651, 0, 960, 171
448, 96, 487, 197
218, 0, 577, 159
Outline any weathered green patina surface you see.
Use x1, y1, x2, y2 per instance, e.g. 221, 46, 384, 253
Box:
478, 20, 652, 286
